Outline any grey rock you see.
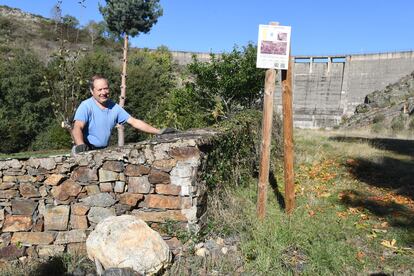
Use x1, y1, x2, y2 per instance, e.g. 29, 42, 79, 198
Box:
99, 169, 119, 182
103, 267, 141, 276
87, 207, 116, 224
11, 199, 37, 215
80, 193, 116, 207
38, 158, 56, 170
55, 230, 87, 244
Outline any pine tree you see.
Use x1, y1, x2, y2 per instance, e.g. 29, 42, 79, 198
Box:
99, 0, 163, 146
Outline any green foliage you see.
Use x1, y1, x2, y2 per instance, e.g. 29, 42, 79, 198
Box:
408, 117, 414, 130
371, 122, 385, 133
43, 45, 85, 125
390, 115, 405, 131
76, 49, 120, 96
122, 47, 176, 142
0, 15, 15, 37
0, 50, 50, 153
372, 113, 385, 123
188, 43, 265, 118
62, 14, 79, 28
156, 85, 213, 129
83, 20, 106, 46
30, 122, 72, 151
203, 110, 263, 189
99, 0, 163, 37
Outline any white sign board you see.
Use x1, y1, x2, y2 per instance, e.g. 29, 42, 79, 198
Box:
256, 24, 291, 69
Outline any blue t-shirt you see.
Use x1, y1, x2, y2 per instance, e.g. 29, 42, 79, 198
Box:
74, 97, 131, 147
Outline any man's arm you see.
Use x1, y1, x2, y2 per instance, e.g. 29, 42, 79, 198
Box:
72, 120, 86, 145
127, 117, 161, 135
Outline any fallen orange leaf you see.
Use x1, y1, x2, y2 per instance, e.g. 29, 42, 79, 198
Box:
356, 251, 365, 261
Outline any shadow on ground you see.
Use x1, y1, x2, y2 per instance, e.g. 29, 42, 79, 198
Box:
339, 189, 414, 244
269, 171, 286, 210
344, 156, 414, 200
329, 136, 414, 157
31, 256, 67, 276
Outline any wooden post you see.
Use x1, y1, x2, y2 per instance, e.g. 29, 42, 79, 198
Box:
281, 54, 295, 213
257, 69, 276, 220
257, 21, 278, 220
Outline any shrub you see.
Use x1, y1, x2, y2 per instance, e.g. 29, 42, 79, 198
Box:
371, 122, 385, 134
408, 117, 414, 131
390, 115, 405, 131
372, 113, 385, 123
30, 122, 72, 151
203, 110, 282, 189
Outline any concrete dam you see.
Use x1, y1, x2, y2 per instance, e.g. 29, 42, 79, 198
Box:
171, 50, 414, 128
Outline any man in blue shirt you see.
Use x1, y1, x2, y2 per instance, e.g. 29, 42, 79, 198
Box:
72, 75, 163, 154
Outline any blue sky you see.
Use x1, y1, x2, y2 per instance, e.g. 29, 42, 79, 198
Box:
1, 0, 413, 55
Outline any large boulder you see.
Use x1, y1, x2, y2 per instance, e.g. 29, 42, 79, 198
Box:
86, 215, 171, 275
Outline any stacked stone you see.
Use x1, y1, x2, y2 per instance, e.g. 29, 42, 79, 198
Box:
0, 131, 215, 260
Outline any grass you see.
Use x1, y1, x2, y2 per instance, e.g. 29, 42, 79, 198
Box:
171, 129, 414, 275
0, 149, 70, 160
0, 253, 95, 276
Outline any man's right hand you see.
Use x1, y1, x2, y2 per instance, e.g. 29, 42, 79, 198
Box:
71, 144, 89, 156
159, 127, 179, 135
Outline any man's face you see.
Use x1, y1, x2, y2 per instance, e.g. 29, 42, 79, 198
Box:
91, 78, 110, 105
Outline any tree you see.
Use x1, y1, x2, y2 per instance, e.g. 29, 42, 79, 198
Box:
62, 14, 80, 42
84, 20, 105, 47
123, 46, 175, 142
99, 0, 163, 146
0, 50, 51, 153
62, 15, 79, 29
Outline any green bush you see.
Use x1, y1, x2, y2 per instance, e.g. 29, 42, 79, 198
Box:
372, 113, 385, 123
409, 117, 414, 130
0, 50, 51, 153
203, 110, 282, 189
371, 122, 385, 134
203, 110, 260, 189
0, 16, 15, 36
30, 122, 72, 151
390, 115, 405, 131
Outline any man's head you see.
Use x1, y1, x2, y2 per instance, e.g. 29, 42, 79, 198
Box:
90, 75, 110, 106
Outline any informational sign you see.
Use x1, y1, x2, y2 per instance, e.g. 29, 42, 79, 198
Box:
256, 24, 291, 69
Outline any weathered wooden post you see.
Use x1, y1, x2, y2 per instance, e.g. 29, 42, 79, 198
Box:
257, 68, 276, 219
256, 22, 278, 220
281, 55, 295, 213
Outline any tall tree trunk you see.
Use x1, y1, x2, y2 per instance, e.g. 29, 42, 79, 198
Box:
117, 33, 128, 146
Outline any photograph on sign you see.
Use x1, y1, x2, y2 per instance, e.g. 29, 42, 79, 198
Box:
256, 25, 291, 69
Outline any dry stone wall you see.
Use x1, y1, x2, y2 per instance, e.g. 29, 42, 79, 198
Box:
0, 130, 219, 260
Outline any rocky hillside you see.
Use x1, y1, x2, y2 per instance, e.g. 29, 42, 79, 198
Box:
341, 71, 414, 132
0, 5, 121, 62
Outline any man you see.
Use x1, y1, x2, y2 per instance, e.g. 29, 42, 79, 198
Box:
72, 75, 168, 154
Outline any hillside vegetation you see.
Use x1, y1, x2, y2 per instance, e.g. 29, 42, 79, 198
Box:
0, 5, 122, 61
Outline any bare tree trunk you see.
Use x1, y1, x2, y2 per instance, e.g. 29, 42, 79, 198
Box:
117, 33, 128, 146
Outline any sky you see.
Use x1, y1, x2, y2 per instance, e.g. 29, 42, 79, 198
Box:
0, 0, 413, 56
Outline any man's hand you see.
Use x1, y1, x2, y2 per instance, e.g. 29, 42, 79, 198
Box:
71, 144, 89, 156
159, 127, 179, 135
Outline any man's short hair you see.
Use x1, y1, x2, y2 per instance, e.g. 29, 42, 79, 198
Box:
89, 75, 107, 90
